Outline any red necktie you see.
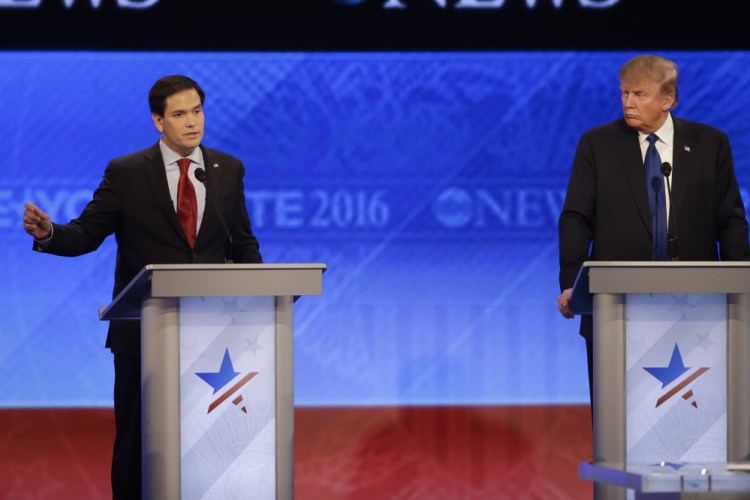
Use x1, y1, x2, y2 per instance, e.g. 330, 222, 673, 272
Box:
177, 158, 197, 248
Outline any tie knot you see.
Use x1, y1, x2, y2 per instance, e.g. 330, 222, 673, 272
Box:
647, 134, 659, 146
177, 158, 191, 174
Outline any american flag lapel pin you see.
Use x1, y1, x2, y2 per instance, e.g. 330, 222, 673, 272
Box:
684, 145, 691, 153
213, 162, 219, 168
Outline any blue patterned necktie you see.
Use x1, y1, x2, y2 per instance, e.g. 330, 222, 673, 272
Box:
645, 134, 667, 260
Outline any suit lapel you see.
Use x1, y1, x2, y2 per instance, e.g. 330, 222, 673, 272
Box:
618, 122, 652, 235
195, 146, 220, 247
670, 118, 693, 227
142, 142, 191, 247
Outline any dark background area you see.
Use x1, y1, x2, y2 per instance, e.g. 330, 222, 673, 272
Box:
0, 0, 741, 51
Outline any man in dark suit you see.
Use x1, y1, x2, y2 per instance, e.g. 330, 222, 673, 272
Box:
556, 55, 750, 402
22, 75, 262, 499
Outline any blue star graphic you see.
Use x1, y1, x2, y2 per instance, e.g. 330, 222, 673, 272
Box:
643, 344, 690, 388
196, 348, 240, 394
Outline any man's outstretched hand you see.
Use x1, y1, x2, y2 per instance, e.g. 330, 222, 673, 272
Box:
23, 202, 52, 240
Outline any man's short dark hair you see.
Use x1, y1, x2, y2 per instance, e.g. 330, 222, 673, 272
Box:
148, 75, 205, 116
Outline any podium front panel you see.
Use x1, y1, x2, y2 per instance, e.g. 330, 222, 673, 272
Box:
105, 264, 322, 499
576, 263, 750, 498
625, 293, 727, 464
179, 295, 277, 499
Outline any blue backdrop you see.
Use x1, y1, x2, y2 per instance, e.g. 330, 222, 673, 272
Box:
2, 51, 749, 407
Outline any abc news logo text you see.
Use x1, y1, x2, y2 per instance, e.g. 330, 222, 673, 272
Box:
1, 186, 570, 234
8, 184, 750, 234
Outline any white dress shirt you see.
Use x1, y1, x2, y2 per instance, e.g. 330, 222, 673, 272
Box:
638, 113, 674, 220
159, 139, 207, 234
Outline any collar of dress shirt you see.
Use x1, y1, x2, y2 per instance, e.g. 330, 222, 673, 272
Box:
159, 139, 203, 171
638, 112, 674, 150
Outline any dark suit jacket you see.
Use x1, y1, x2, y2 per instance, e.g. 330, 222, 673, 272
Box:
36, 142, 263, 355
559, 117, 750, 338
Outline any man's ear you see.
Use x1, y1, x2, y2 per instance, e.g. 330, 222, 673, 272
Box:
152, 112, 164, 133
662, 93, 676, 111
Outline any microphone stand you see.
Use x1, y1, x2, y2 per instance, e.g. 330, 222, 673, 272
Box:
661, 162, 679, 261
195, 167, 234, 263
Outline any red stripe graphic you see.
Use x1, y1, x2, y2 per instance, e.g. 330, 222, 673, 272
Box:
655, 367, 709, 408
208, 371, 258, 414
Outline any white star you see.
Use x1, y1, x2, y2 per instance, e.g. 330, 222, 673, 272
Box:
696, 331, 714, 351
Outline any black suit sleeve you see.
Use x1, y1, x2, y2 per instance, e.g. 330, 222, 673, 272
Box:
35, 160, 121, 256
558, 132, 596, 291
715, 132, 750, 261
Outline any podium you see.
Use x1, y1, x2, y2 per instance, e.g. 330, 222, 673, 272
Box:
570, 262, 750, 499
100, 263, 326, 500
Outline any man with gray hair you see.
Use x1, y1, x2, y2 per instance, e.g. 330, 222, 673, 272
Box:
556, 54, 750, 403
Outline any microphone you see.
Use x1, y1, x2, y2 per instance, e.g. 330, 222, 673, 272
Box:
194, 167, 233, 263
661, 162, 679, 261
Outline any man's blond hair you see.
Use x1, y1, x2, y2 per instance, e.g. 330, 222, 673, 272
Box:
619, 55, 679, 108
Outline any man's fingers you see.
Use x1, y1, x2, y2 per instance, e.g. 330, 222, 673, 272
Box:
24, 202, 41, 217
22, 202, 52, 238
557, 291, 575, 319
23, 203, 49, 223
24, 211, 41, 224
